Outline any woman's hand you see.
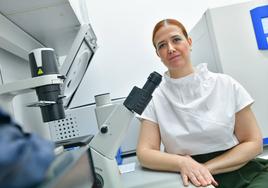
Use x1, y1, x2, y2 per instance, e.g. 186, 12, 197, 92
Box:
179, 155, 218, 187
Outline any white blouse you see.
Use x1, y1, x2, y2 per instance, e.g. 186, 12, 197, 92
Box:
140, 63, 254, 155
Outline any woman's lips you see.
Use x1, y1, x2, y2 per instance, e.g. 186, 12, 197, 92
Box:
169, 54, 181, 61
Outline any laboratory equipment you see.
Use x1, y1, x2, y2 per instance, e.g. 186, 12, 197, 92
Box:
89, 72, 162, 188
0, 48, 65, 122
28, 48, 65, 122
95, 95, 141, 156
189, 0, 268, 142
48, 23, 98, 146
37, 147, 97, 188
59, 24, 97, 109
0, 23, 97, 136
94, 93, 124, 165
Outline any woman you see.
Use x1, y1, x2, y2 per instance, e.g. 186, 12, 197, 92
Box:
137, 18, 267, 188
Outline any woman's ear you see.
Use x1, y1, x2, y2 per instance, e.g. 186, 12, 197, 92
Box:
187, 37, 192, 48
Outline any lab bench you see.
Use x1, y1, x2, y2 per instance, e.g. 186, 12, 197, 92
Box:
121, 156, 214, 188
38, 147, 214, 188
121, 145, 268, 188
38, 146, 268, 188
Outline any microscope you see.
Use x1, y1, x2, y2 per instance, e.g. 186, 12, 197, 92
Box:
0, 48, 65, 123
0, 21, 162, 187
89, 72, 162, 188
0, 23, 97, 126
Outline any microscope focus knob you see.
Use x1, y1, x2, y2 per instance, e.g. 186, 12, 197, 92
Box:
100, 126, 108, 134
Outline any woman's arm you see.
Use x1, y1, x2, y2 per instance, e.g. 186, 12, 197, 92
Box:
136, 120, 180, 171
204, 105, 263, 175
137, 119, 218, 187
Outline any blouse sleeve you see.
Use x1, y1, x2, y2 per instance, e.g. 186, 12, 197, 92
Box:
137, 100, 158, 124
231, 77, 254, 113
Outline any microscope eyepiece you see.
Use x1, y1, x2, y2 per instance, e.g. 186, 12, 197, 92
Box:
123, 71, 162, 115
142, 71, 162, 95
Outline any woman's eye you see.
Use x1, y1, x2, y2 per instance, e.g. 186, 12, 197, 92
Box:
173, 37, 181, 43
157, 43, 166, 50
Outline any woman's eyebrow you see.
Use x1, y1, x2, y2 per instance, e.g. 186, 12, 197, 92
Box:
171, 34, 182, 39
156, 40, 166, 46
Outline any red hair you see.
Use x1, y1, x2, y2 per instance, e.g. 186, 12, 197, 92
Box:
152, 19, 188, 48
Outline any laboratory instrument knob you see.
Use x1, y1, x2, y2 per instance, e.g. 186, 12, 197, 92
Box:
100, 126, 108, 134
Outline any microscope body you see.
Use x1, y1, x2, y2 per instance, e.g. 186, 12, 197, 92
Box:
28, 48, 65, 122
89, 72, 162, 188
90, 104, 134, 187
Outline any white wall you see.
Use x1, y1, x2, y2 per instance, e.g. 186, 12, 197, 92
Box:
69, 0, 252, 106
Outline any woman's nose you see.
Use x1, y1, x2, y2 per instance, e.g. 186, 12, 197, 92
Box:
167, 43, 175, 54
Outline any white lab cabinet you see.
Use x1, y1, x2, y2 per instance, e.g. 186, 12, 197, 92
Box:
190, 0, 268, 139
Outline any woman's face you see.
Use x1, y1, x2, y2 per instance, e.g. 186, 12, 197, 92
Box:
154, 24, 192, 71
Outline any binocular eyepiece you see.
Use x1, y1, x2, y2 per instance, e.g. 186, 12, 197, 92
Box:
123, 71, 162, 115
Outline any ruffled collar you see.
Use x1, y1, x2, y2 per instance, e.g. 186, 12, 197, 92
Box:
163, 63, 211, 86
